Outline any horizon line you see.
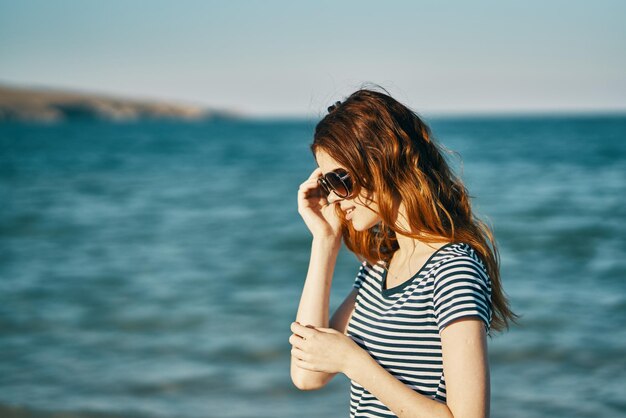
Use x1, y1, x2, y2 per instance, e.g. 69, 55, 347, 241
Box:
2, 79, 625, 121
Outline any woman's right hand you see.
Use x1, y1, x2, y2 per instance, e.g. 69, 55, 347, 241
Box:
297, 168, 343, 240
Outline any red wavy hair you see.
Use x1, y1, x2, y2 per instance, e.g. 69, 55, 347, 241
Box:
311, 86, 517, 333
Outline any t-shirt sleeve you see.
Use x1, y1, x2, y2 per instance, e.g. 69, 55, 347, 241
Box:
353, 261, 368, 290
432, 255, 493, 334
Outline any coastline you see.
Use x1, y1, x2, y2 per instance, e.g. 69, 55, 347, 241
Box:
0, 83, 242, 123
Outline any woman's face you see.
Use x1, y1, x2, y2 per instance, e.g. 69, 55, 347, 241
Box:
315, 150, 382, 231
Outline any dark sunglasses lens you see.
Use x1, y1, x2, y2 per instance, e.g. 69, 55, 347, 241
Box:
326, 172, 351, 197
317, 178, 331, 195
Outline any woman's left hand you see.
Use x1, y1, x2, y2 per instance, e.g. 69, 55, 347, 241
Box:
289, 321, 362, 374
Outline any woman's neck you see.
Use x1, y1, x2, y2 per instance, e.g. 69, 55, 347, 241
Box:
394, 234, 443, 261
392, 201, 448, 261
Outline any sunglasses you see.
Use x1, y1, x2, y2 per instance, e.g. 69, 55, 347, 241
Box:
317, 169, 354, 199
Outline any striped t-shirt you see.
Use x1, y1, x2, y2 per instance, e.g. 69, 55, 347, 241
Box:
346, 242, 492, 417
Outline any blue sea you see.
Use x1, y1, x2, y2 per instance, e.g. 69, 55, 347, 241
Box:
1, 115, 625, 418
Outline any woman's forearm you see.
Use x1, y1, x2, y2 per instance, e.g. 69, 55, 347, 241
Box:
295, 237, 341, 324
345, 348, 454, 418
291, 236, 342, 389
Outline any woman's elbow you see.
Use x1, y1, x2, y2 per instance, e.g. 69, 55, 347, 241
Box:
291, 376, 324, 391
290, 364, 332, 391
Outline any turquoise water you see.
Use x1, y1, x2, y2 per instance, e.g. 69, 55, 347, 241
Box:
1, 115, 625, 417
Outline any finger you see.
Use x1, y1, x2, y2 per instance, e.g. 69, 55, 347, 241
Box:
314, 327, 339, 334
290, 346, 307, 360
298, 180, 322, 195
298, 176, 327, 196
288, 333, 305, 348
298, 190, 327, 212
290, 322, 316, 339
293, 357, 315, 371
307, 167, 323, 180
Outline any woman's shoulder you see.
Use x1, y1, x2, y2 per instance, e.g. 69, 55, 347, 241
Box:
431, 242, 491, 282
393, 241, 474, 270
430, 242, 493, 332
436, 241, 484, 261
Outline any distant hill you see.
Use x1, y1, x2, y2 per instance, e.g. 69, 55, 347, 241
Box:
0, 84, 242, 122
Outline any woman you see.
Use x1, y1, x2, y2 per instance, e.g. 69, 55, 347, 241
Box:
288, 87, 517, 418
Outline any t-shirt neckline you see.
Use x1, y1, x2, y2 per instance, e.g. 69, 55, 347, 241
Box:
379, 242, 460, 297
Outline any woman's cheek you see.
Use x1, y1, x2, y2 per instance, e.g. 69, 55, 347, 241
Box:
353, 209, 381, 231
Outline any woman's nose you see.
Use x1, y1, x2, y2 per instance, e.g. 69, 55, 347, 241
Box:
327, 192, 344, 204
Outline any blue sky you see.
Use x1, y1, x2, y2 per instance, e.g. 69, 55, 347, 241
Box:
0, 0, 624, 117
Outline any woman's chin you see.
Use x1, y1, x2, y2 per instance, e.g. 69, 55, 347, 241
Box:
351, 223, 365, 232
350, 217, 381, 232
